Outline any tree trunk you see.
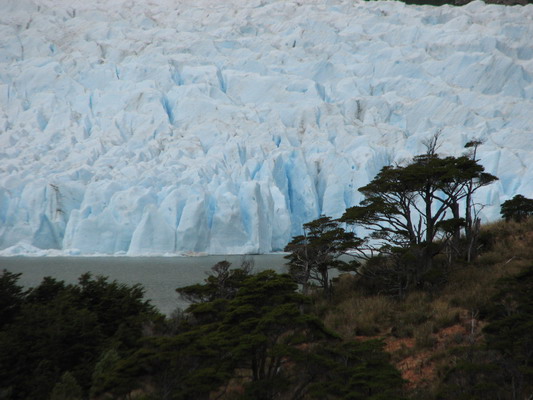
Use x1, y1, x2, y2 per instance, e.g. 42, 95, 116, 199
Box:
451, 201, 461, 261
424, 186, 434, 273
466, 218, 480, 262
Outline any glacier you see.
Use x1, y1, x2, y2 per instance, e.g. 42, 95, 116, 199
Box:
0, 0, 532, 256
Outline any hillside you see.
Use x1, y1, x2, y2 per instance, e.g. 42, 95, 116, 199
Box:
318, 218, 533, 398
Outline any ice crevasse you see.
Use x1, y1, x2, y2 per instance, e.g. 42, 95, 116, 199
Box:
0, 0, 532, 255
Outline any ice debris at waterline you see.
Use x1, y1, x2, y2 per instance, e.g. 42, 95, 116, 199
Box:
0, 0, 532, 256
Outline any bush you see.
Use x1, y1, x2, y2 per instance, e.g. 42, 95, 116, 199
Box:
50, 372, 83, 400
355, 254, 418, 299
500, 194, 533, 222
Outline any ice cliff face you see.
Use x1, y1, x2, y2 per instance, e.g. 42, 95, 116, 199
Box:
1, 0, 532, 255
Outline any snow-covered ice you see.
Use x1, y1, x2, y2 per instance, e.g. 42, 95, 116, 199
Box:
1, 0, 532, 255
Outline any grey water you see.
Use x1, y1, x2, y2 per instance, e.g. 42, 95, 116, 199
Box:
0, 254, 288, 315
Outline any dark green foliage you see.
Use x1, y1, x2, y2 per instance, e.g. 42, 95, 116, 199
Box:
177, 259, 252, 304
437, 348, 511, 400
0, 287, 102, 399
107, 268, 404, 400
24, 275, 67, 304
74, 273, 160, 354
212, 271, 309, 368
109, 270, 329, 399
438, 266, 533, 400
500, 194, 533, 222
0, 270, 24, 329
90, 348, 121, 398
218, 271, 334, 385
0, 273, 159, 400
484, 267, 533, 357
0, 259, 409, 399
483, 266, 533, 398
50, 372, 83, 400
303, 340, 406, 400
284, 216, 362, 295
99, 328, 232, 399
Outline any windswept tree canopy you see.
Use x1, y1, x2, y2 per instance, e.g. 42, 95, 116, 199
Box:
105, 268, 404, 400
284, 216, 363, 294
176, 260, 253, 304
341, 153, 497, 273
106, 270, 333, 399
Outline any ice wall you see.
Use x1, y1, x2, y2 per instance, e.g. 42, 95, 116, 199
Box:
1, 0, 532, 255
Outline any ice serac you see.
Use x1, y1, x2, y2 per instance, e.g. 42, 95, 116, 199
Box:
129, 205, 176, 255
0, 0, 532, 255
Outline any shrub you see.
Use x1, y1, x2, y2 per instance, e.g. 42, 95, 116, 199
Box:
50, 372, 83, 400
500, 194, 533, 222
355, 254, 418, 299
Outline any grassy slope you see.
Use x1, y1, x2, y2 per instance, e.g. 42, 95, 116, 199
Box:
315, 218, 533, 398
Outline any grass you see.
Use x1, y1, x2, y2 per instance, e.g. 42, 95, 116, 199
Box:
317, 218, 533, 398
323, 293, 393, 337
323, 285, 463, 340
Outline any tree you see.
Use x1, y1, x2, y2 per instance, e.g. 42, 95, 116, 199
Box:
500, 194, 533, 222
95, 330, 220, 400
109, 270, 335, 399
109, 267, 405, 400
0, 273, 159, 400
218, 270, 334, 399
0, 270, 24, 330
0, 293, 103, 399
74, 273, 158, 344
439, 266, 533, 400
50, 372, 83, 400
302, 340, 405, 400
90, 348, 121, 398
460, 140, 499, 261
284, 216, 363, 296
341, 152, 497, 292
177, 259, 253, 304
483, 266, 533, 399
437, 348, 511, 400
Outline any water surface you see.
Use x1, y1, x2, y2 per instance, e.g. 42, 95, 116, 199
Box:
0, 254, 288, 315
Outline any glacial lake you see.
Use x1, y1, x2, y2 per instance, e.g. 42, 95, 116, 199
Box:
0, 254, 288, 315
